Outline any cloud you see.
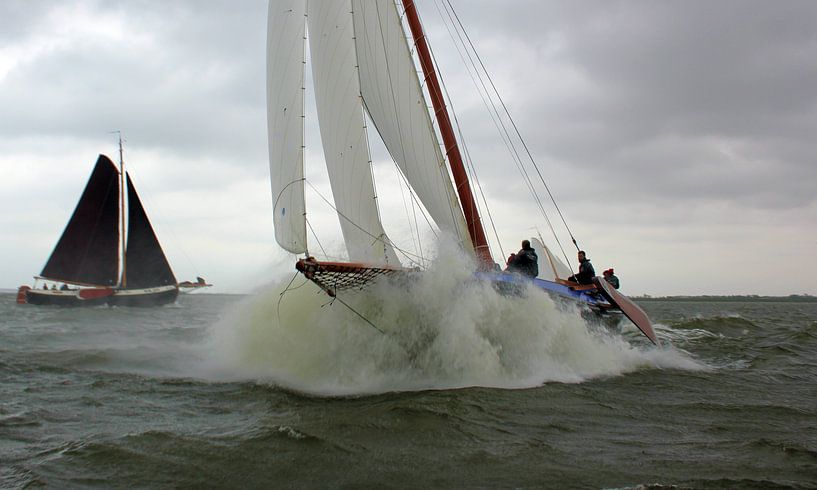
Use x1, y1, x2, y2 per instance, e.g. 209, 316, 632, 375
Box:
1, 0, 815, 296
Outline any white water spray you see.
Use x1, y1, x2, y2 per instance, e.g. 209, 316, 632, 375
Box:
205, 241, 698, 395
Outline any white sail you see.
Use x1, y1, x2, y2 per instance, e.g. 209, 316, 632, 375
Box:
267, 0, 308, 254
307, 0, 399, 265
530, 237, 572, 281
351, 0, 472, 250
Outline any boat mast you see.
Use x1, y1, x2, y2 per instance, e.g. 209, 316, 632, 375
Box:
116, 131, 127, 287
402, 0, 494, 270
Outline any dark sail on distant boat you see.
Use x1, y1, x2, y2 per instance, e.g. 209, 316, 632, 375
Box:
123, 174, 176, 289
18, 143, 190, 306
39, 155, 120, 287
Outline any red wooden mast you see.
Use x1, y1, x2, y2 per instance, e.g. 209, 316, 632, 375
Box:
402, 0, 494, 271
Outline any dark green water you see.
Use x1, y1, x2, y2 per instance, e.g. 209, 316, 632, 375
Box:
1, 289, 815, 489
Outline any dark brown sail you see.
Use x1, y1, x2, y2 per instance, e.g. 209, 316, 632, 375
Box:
123, 174, 176, 288
40, 155, 120, 286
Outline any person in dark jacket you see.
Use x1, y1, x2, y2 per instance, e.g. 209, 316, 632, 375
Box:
567, 250, 595, 285
506, 240, 538, 278
603, 268, 620, 289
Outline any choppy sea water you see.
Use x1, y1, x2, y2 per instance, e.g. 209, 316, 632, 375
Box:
1, 278, 815, 488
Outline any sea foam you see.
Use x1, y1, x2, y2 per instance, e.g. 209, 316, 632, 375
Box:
204, 241, 700, 395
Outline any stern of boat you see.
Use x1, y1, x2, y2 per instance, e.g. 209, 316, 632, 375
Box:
16, 285, 31, 304
21, 286, 113, 306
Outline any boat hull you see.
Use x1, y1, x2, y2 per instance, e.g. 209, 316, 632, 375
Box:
24, 288, 111, 307
20, 285, 178, 307
289, 259, 657, 344
478, 272, 660, 343
108, 286, 179, 307
475, 272, 612, 310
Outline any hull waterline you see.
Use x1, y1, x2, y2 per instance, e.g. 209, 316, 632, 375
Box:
108, 286, 179, 307
291, 259, 657, 344
24, 289, 110, 307
21, 285, 178, 307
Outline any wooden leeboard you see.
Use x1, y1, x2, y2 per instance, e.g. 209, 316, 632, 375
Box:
593, 277, 659, 345
78, 288, 114, 300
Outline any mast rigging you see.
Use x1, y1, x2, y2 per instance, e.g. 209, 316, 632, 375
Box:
402, 0, 494, 270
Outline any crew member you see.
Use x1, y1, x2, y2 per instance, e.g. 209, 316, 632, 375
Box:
603, 268, 620, 289
567, 250, 595, 285
506, 240, 538, 278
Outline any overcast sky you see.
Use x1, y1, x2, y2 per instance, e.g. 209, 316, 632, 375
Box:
1, 0, 815, 296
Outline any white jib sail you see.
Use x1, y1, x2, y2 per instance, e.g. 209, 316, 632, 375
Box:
530, 237, 572, 281
351, 0, 472, 251
267, 0, 308, 254
307, 0, 399, 265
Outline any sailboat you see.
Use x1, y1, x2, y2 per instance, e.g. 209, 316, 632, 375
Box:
178, 276, 213, 293
17, 139, 179, 307
267, 0, 658, 344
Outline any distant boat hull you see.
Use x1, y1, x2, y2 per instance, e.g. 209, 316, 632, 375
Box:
24, 288, 111, 307
21, 285, 178, 307
108, 285, 178, 306
178, 281, 212, 294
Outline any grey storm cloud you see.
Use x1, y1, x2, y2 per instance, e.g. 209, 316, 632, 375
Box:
435, 0, 817, 213
0, 0, 268, 161
1, 0, 815, 295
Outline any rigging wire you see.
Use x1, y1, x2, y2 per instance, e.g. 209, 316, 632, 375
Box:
325, 294, 385, 335
276, 271, 304, 328
305, 217, 328, 258
405, 3, 501, 262
443, 0, 581, 258
277, 259, 389, 339
350, 1, 400, 267
427, 0, 563, 265
272, 177, 310, 255
429, 0, 509, 261
113, 146, 203, 281
433, 0, 565, 264
395, 167, 426, 268
387, 155, 439, 266
435, 0, 561, 255
364, 1, 423, 263
304, 179, 428, 266
378, 1, 476, 256
360, 98, 440, 267
445, 0, 578, 256
435, 65, 505, 261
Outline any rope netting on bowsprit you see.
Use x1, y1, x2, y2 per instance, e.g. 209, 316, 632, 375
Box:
295, 258, 416, 296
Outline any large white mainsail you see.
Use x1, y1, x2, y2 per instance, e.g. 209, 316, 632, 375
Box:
267, 0, 307, 254
351, 0, 472, 252
307, 0, 399, 265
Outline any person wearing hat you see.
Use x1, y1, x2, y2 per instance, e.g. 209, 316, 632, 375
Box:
603, 268, 620, 289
